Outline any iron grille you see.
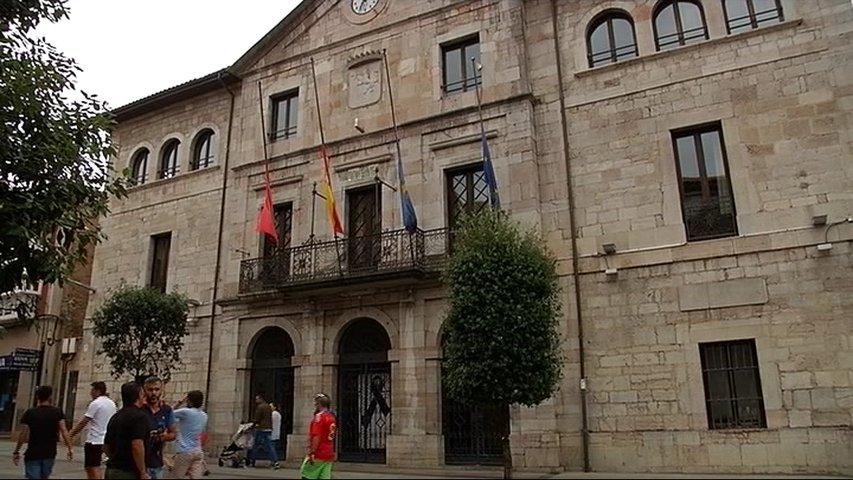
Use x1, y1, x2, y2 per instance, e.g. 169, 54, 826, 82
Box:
699, 339, 767, 429
443, 398, 508, 465
239, 228, 448, 294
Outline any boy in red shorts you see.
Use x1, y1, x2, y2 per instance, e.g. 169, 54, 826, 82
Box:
300, 393, 336, 480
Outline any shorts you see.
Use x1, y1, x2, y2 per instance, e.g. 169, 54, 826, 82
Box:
300, 457, 333, 479
84, 443, 104, 467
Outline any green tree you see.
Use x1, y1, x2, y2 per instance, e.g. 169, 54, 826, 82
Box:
92, 285, 190, 383
442, 209, 562, 478
0, 0, 128, 321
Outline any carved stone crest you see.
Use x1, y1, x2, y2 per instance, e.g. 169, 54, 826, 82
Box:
347, 54, 383, 109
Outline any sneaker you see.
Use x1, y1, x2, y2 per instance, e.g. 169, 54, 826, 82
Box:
272, 462, 280, 470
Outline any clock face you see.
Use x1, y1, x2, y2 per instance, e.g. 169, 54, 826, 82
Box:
351, 0, 379, 15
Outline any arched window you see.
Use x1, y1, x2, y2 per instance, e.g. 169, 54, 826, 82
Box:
130, 148, 149, 185
192, 129, 215, 170
587, 10, 638, 68
653, 0, 709, 51
723, 0, 783, 34
158, 139, 180, 179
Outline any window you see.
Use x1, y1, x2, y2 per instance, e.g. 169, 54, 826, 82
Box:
723, 0, 783, 34
587, 11, 638, 67
192, 129, 215, 170
442, 35, 481, 95
130, 149, 149, 185
149, 233, 172, 293
446, 164, 490, 229
158, 139, 180, 179
672, 123, 737, 241
262, 203, 293, 258
653, 0, 709, 51
700, 340, 766, 429
271, 90, 298, 140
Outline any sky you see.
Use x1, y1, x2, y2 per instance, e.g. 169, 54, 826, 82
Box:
35, 0, 302, 109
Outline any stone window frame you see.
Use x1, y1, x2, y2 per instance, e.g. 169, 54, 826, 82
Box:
270, 89, 299, 141
721, 0, 785, 34
585, 9, 639, 68
191, 128, 216, 170
158, 138, 181, 179
698, 338, 768, 430
130, 148, 150, 185
652, 0, 710, 51
148, 231, 172, 293
440, 34, 482, 96
670, 121, 739, 242
680, 320, 784, 430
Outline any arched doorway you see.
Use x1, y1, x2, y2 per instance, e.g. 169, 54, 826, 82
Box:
441, 334, 509, 465
337, 318, 391, 463
249, 327, 295, 459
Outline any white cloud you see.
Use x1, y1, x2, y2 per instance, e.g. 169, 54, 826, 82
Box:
35, 0, 301, 108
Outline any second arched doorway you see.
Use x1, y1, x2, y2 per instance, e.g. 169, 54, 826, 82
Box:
249, 327, 295, 460
337, 318, 392, 463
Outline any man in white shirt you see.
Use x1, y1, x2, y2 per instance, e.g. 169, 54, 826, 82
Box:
70, 381, 117, 480
270, 402, 282, 457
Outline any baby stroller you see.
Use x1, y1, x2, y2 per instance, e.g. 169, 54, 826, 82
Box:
217, 422, 254, 468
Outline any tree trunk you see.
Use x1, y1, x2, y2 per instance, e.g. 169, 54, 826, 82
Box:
502, 433, 512, 480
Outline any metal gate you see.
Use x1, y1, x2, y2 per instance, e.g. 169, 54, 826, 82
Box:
443, 398, 508, 465
337, 318, 392, 463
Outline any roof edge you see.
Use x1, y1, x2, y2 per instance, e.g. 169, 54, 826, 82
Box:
230, 0, 316, 74
111, 69, 239, 122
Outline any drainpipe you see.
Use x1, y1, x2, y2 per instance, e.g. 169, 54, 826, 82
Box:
549, 0, 590, 472
204, 71, 237, 407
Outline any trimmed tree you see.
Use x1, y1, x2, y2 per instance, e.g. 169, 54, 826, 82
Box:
1, 0, 129, 322
92, 285, 190, 383
442, 209, 562, 479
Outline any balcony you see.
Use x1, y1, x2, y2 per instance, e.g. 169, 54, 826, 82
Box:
238, 228, 450, 295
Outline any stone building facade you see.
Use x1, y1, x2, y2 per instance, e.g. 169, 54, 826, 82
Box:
76, 0, 852, 475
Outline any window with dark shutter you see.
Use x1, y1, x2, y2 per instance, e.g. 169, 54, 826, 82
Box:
149, 233, 172, 293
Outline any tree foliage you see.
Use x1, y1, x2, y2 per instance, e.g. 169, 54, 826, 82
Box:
92, 285, 189, 382
442, 209, 562, 408
0, 0, 128, 321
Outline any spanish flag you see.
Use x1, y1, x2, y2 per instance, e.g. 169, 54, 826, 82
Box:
319, 145, 343, 235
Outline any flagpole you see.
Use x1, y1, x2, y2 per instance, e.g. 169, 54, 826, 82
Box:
382, 49, 416, 266
471, 57, 487, 141
310, 57, 344, 276
471, 57, 499, 208
310, 182, 318, 243
257, 81, 271, 181
255, 81, 279, 246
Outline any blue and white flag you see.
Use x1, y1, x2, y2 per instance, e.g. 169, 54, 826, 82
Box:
481, 133, 500, 208
397, 154, 418, 232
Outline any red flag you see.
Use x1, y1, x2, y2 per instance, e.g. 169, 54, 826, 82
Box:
255, 175, 278, 244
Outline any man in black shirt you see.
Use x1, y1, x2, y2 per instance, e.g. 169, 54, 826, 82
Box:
103, 382, 151, 480
13, 385, 73, 480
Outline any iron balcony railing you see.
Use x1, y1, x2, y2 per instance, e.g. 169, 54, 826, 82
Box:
239, 228, 450, 294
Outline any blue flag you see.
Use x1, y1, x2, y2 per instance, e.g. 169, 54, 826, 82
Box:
397, 154, 418, 232
481, 133, 500, 208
